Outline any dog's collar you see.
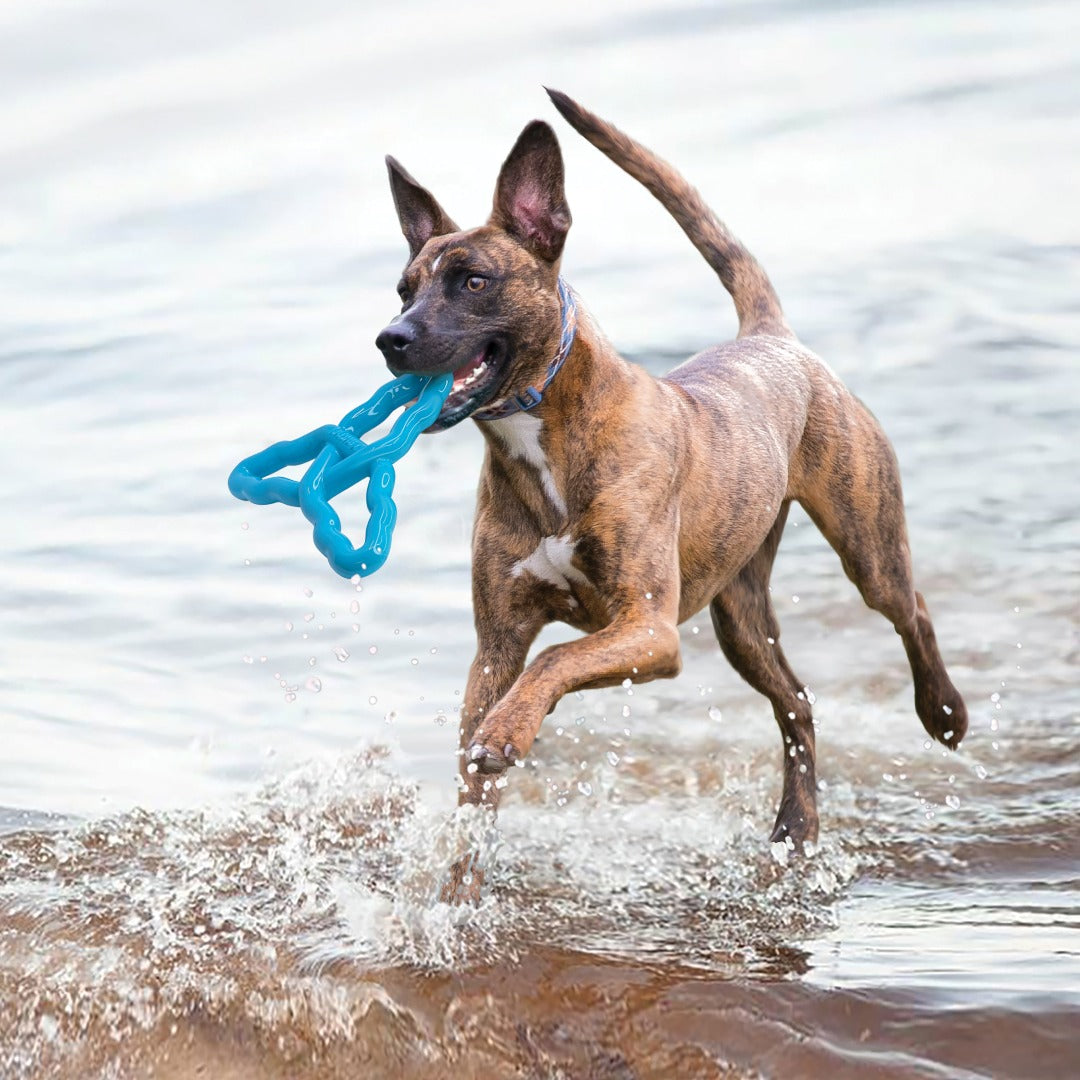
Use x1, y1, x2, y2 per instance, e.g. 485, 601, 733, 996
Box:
473, 276, 577, 421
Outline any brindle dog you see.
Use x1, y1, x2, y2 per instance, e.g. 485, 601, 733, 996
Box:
375, 90, 967, 889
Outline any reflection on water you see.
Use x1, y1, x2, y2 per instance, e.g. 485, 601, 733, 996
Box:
1, 0, 1079, 1076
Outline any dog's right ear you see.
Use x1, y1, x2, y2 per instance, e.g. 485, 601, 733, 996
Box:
386, 156, 459, 260
490, 121, 571, 264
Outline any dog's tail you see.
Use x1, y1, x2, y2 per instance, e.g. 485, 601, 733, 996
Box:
546, 88, 788, 339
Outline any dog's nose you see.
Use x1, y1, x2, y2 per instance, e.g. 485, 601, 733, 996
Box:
375, 321, 415, 357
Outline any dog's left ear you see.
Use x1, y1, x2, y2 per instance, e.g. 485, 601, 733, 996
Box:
386, 156, 459, 260
490, 121, 571, 264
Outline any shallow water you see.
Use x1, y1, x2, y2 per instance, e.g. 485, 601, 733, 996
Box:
1, 1, 1078, 1076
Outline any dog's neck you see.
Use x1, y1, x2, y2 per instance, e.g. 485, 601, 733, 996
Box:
475, 292, 650, 530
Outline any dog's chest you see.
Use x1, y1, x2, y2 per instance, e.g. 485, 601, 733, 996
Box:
512, 534, 586, 592
487, 412, 567, 518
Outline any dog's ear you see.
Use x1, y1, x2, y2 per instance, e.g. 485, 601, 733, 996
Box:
490, 121, 571, 264
386, 156, 459, 260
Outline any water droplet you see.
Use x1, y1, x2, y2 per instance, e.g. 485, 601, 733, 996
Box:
622, 704, 631, 718
304, 587, 313, 598
240, 521, 249, 530
305, 677, 322, 693
942, 704, 953, 715
556, 726, 564, 736
285, 692, 296, 702
945, 794, 960, 809
350, 600, 360, 614
708, 706, 723, 722
691, 626, 700, 634
923, 739, 932, 750
284, 621, 293, 632
410, 657, 419, 665
303, 612, 315, 622
645, 591, 652, 599
434, 712, 447, 726
243, 558, 251, 566
606, 750, 620, 766
368, 695, 377, 705
792, 595, 800, 604
577, 781, 593, 796
767, 636, 775, 645
430, 647, 438, 654
242, 655, 254, 665
369, 645, 378, 655
621, 678, 632, 689
975, 764, 988, 780
334, 647, 350, 662
308, 656, 317, 667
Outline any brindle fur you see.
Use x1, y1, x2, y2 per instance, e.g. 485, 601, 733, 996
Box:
376, 91, 967, 899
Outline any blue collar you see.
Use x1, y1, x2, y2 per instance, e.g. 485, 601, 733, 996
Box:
474, 276, 578, 421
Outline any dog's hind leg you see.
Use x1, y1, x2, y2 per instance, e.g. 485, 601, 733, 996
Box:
796, 402, 968, 749
710, 502, 820, 851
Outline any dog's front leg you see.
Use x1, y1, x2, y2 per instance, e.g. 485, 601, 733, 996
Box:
439, 571, 546, 905
456, 643, 534, 810
467, 609, 683, 776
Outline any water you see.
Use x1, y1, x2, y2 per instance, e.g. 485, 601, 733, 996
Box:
2, 1, 1078, 1076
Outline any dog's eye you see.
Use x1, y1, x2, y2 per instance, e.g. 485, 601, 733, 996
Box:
465, 275, 487, 293
396, 281, 411, 304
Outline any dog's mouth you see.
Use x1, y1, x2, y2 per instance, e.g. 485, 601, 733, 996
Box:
426, 338, 511, 430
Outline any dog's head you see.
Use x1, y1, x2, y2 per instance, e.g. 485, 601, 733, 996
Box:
376, 121, 572, 430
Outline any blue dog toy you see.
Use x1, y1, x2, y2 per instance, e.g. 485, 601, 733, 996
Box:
228, 373, 452, 578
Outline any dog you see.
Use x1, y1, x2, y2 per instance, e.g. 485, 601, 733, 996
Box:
374, 89, 967, 890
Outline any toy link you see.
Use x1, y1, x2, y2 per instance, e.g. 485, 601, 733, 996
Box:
228, 373, 452, 578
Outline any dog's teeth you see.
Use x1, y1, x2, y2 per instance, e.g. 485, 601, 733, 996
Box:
463, 361, 488, 387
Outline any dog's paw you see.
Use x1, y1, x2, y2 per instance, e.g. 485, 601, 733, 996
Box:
916, 682, 968, 750
467, 740, 520, 775
769, 791, 819, 858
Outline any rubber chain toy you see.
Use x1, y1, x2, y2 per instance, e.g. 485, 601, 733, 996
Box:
228, 373, 452, 578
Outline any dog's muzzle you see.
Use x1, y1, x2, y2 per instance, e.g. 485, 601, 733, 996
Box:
375, 318, 417, 364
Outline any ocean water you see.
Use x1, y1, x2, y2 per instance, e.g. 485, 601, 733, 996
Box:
1, 1, 1078, 1076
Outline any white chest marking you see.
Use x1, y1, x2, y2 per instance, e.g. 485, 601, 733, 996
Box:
512, 535, 588, 595
489, 412, 566, 517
